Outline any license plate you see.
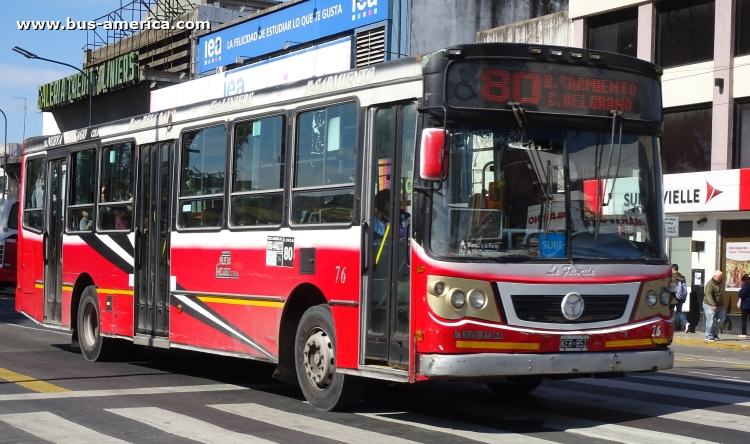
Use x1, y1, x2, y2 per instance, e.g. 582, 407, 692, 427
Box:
560, 335, 589, 351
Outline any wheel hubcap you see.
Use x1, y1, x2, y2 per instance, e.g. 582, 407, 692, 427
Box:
303, 328, 334, 390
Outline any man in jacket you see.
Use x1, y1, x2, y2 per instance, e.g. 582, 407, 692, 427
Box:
704, 270, 726, 341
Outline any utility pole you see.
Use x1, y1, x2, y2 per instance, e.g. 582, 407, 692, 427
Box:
11, 96, 27, 140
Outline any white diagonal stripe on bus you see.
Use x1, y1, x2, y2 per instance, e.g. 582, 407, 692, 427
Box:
173, 294, 275, 359
210, 403, 420, 444
630, 374, 750, 393
569, 378, 750, 406
534, 386, 750, 434
0, 383, 250, 402
0, 411, 129, 444
106, 407, 274, 444
97, 233, 134, 262
358, 411, 558, 444
434, 391, 719, 444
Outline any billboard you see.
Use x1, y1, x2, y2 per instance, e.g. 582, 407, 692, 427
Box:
198, 0, 388, 73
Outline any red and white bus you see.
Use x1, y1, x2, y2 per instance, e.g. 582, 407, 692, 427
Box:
17, 43, 673, 411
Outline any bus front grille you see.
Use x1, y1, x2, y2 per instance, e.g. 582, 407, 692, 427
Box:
510, 294, 630, 324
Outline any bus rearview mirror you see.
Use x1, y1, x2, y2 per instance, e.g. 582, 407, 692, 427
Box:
419, 128, 448, 181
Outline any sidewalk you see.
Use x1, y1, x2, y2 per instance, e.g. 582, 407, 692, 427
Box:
672, 330, 750, 351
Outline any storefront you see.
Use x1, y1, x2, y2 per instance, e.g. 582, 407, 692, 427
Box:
664, 169, 750, 316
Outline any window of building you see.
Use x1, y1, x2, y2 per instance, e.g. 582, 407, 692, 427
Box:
99, 142, 134, 231
22, 157, 45, 232
736, 102, 750, 168
661, 106, 712, 174
738, 0, 750, 56
586, 7, 638, 58
179, 125, 226, 228
656, 0, 715, 68
69, 148, 96, 232
231, 115, 285, 227
293, 102, 358, 225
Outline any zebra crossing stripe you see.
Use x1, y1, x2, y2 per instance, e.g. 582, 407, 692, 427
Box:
358, 411, 558, 444
106, 407, 274, 444
569, 378, 750, 406
210, 403, 421, 444
0, 411, 128, 444
535, 386, 750, 434
631, 374, 750, 394
438, 392, 720, 444
0, 383, 249, 402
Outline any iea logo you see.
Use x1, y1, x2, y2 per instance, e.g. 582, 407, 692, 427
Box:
352, 0, 377, 20
203, 36, 223, 65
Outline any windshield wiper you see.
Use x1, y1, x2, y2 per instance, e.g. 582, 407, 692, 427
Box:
594, 110, 624, 244
508, 100, 548, 202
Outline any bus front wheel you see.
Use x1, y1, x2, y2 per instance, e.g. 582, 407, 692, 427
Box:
294, 305, 363, 411
77, 286, 120, 362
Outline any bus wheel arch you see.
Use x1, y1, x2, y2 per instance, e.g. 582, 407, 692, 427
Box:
274, 284, 327, 385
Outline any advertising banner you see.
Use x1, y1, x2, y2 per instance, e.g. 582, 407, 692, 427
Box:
198, 0, 388, 73
725, 242, 750, 290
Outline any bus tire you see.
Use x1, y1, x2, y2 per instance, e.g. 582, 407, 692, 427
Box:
486, 376, 543, 395
77, 286, 120, 362
294, 305, 363, 411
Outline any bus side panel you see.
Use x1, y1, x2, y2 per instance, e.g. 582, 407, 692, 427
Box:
17, 230, 43, 322
63, 236, 134, 336
169, 229, 361, 368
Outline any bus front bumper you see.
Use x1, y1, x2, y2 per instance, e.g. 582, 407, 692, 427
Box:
418, 349, 674, 379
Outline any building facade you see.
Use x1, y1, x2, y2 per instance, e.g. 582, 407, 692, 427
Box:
570, 0, 750, 317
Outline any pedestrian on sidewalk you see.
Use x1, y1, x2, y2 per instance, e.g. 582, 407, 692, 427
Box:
739, 273, 750, 338
703, 270, 726, 341
671, 264, 689, 332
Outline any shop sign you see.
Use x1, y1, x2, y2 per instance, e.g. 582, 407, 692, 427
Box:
662, 169, 750, 214
38, 51, 139, 111
197, 0, 389, 73
664, 216, 678, 237
725, 242, 750, 291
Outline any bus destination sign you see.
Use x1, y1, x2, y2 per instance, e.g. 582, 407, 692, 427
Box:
447, 61, 661, 121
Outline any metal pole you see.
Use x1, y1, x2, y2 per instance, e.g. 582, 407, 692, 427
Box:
0, 108, 7, 198
12, 48, 92, 127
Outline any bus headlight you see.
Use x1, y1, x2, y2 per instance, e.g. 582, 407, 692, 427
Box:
659, 288, 672, 306
468, 290, 486, 309
646, 290, 658, 306
433, 282, 445, 296
450, 290, 466, 309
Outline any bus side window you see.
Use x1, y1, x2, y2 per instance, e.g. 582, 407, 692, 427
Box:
22, 157, 45, 232
69, 148, 96, 232
230, 116, 285, 227
99, 143, 134, 232
179, 126, 226, 229
293, 102, 357, 225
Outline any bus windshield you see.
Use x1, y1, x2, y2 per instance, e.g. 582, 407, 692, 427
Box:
429, 124, 664, 261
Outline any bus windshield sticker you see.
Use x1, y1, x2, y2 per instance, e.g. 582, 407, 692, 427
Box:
266, 236, 294, 267
216, 251, 239, 279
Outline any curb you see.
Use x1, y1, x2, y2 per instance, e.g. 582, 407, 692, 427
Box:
672, 337, 750, 351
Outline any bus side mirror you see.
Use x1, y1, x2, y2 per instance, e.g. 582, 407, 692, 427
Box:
419, 128, 448, 181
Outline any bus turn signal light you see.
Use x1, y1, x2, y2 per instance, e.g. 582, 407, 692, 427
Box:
415, 330, 424, 342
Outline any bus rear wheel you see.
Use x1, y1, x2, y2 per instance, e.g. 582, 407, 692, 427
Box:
77, 286, 120, 362
294, 305, 363, 411
486, 376, 543, 395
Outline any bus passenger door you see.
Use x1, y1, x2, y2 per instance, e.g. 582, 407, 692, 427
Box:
363, 103, 417, 367
44, 158, 66, 324
135, 142, 172, 338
